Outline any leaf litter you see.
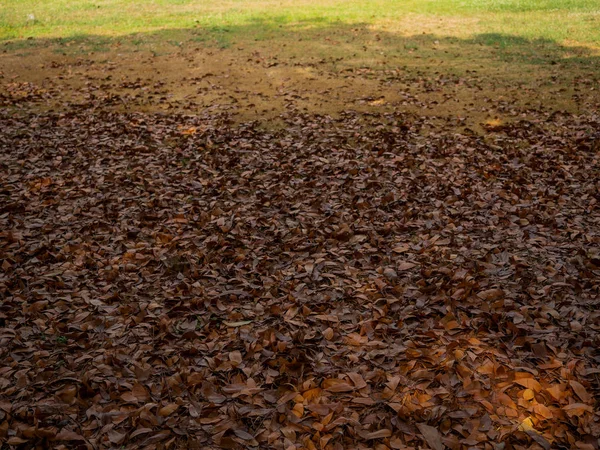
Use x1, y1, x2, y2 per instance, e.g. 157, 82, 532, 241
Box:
0, 93, 599, 449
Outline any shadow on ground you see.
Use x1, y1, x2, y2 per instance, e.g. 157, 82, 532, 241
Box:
1, 19, 599, 127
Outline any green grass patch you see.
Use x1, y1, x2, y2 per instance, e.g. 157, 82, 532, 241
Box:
1, 0, 599, 50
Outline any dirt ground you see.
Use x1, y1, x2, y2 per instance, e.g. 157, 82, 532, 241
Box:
2, 34, 599, 131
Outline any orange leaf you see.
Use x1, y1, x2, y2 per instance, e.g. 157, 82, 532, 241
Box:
546, 384, 563, 401
522, 389, 535, 401
515, 378, 542, 392
322, 378, 354, 392
533, 403, 553, 420
303, 387, 322, 400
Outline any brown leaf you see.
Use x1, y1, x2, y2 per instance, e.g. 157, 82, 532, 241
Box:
130, 428, 153, 439
132, 383, 150, 402
233, 429, 256, 441
363, 429, 392, 440
188, 372, 204, 386
383, 267, 398, 281
497, 392, 517, 409
344, 333, 368, 346
55, 429, 85, 441
397, 261, 416, 271
222, 320, 252, 327
569, 380, 591, 402
416, 423, 444, 450
563, 403, 593, 417
158, 403, 179, 416
347, 372, 367, 390
477, 288, 504, 300
108, 430, 127, 445
229, 350, 243, 366
322, 378, 355, 392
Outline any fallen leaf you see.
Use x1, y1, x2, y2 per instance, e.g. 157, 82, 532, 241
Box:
322, 379, 355, 392
563, 403, 593, 416
223, 320, 252, 327
363, 429, 392, 440
515, 378, 542, 392
158, 403, 179, 416
416, 423, 444, 450
397, 261, 416, 271
569, 380, 591, 402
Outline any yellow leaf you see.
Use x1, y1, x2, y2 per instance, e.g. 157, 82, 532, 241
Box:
518, 417, 535, 432
523, 389, 535, 401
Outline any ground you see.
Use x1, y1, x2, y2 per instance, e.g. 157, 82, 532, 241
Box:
0, 1, 600, 449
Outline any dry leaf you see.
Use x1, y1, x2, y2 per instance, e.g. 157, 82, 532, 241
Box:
515, 378, 542, 392
223, 320, 252, 327
322, 379, 355, 392
158, 403, 179, 416
569, 380, 591, 402
416, 423, 444, 450
397, 262, 416, 271
1, 65, 599, 450
563, 403, 593, 417
363, 429, 392, 440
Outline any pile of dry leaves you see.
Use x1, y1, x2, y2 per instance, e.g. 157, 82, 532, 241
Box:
0, 102, 599, 449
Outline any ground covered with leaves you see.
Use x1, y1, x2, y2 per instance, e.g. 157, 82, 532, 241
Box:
1, 93, 600, 449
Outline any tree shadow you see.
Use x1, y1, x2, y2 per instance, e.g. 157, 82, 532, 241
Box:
1, 18, 599, 125
3, 17, 598, 70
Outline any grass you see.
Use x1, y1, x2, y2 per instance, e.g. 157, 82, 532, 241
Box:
1, 0, 599, 50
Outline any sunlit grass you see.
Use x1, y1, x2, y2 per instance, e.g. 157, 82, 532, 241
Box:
1, 0, 599, 50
